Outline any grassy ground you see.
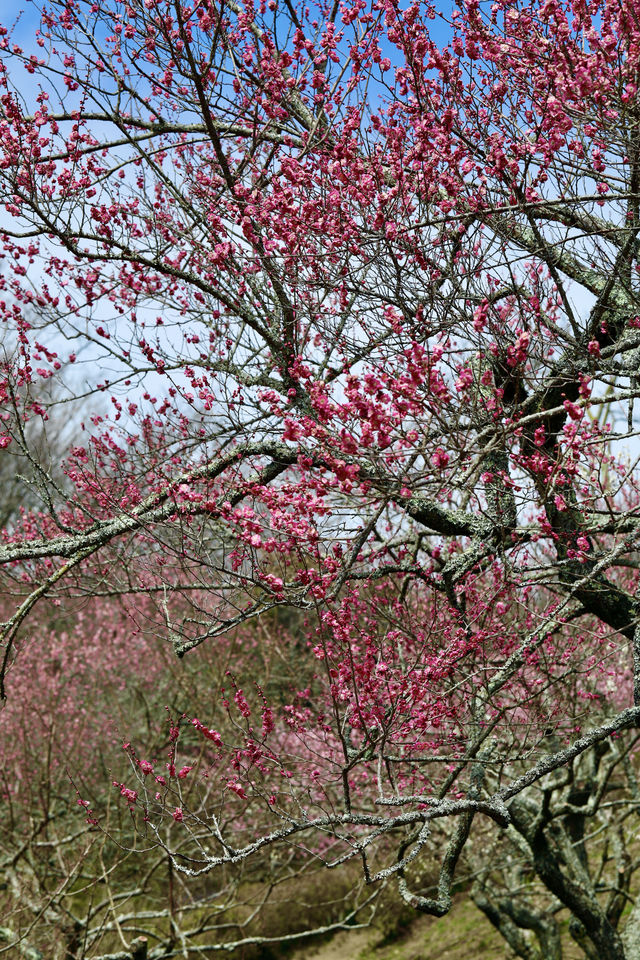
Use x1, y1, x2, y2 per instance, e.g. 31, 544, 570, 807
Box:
289, 896, 511, 960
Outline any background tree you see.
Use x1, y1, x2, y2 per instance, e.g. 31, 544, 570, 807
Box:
3, 0, 640, 956
468, 731, 640, 960
0, 597, 377, 958
0, 344, 79, 528
464, 610, 640, 960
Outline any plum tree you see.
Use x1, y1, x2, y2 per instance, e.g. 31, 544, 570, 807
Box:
2, 0, 640, 956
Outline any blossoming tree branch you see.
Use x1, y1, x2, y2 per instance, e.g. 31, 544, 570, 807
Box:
2, 0, 640, 955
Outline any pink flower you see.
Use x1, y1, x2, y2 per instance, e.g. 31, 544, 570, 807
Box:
191, 718, 222, 745
118, 785, 138, 804
563, 400, 583, 421
431, 447, 450, 469
261, 707, 275, 735
227, 780, 248, 799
